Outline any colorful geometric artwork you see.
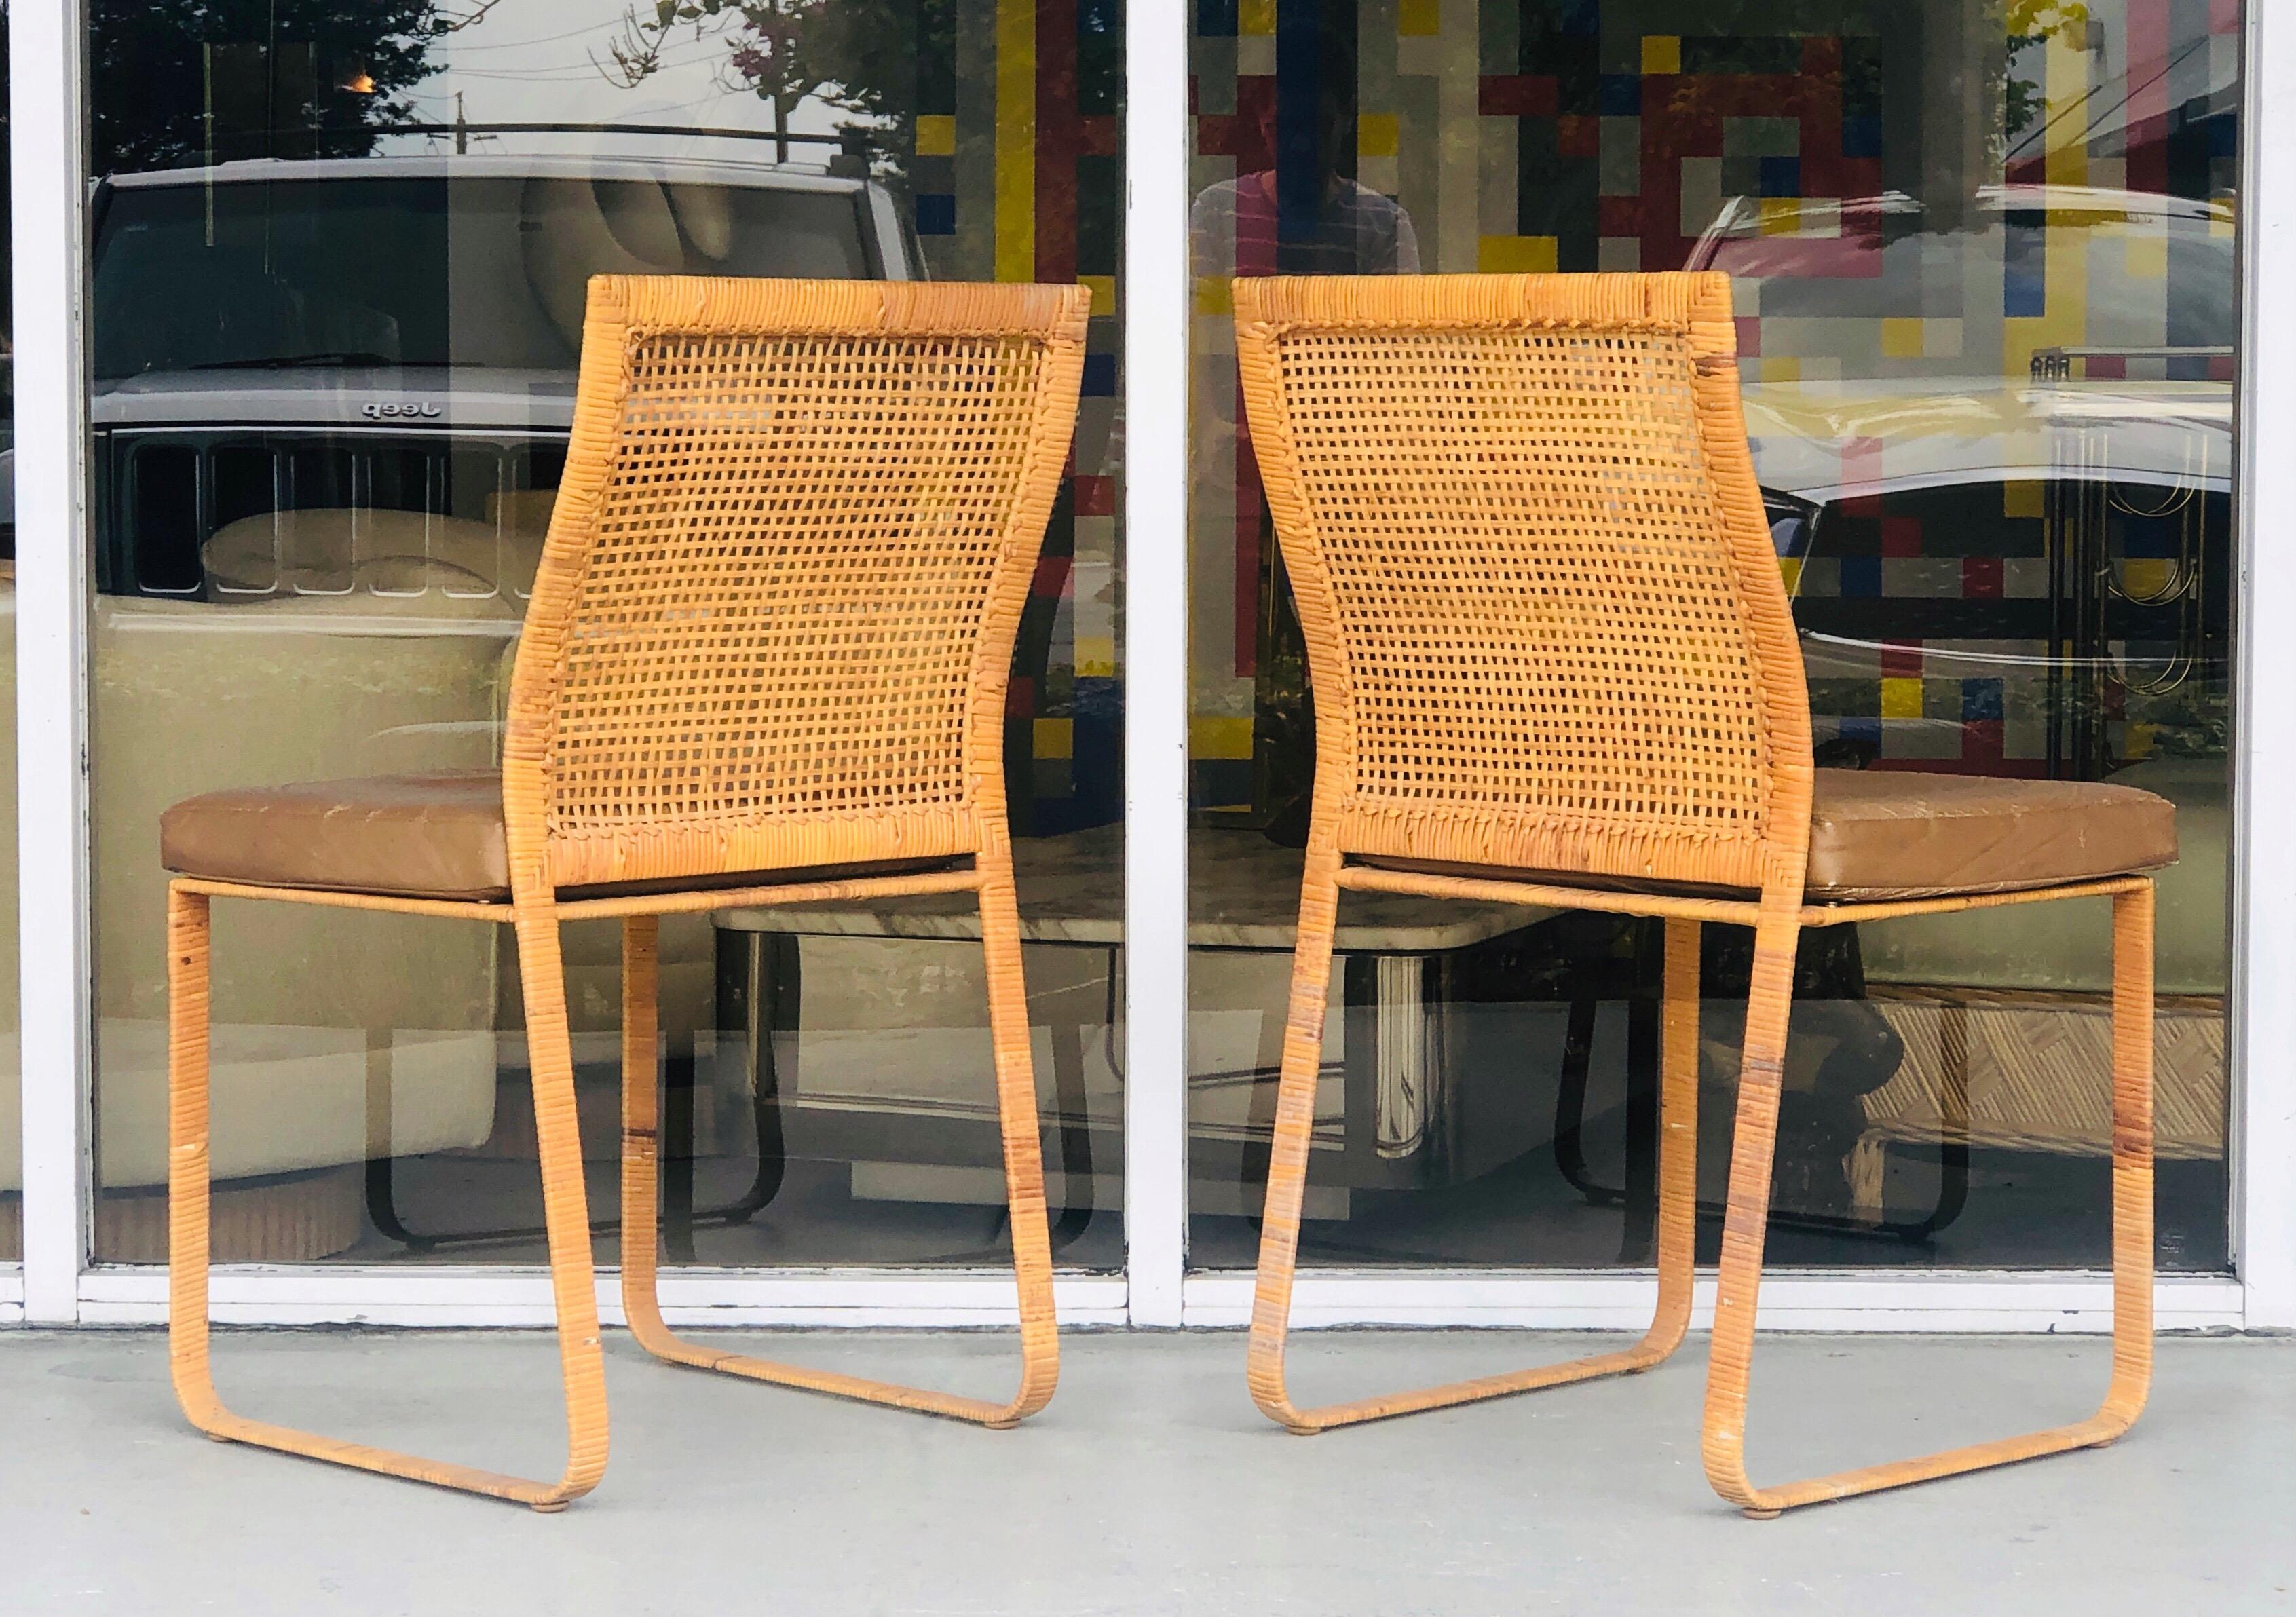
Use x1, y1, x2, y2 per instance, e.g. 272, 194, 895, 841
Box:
922, 0, 1125, 831
1190, 0, 2240, 802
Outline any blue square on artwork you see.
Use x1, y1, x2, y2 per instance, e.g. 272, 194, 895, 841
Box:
915, 193, 956, 235
1758, 156, 1801, 197
1558, 0, 1599, 33
1839, 556, 1882, 597
2213, 114, 2238, 157
1841, 116, 1884, 159
1197, 0, 1237, 35
1839, 716, 1883, 749
1961, 679, 2004, 723
1599, 75, 1641, 115
1082, 351, 1118, 396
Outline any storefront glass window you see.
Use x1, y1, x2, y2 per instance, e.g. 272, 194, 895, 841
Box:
0, 11, 18, 1259
83, 0, 1124, 1268
1186, 0, 2238, 1272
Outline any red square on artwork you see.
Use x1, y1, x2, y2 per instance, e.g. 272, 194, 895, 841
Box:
1961, 719, 2005, 769
1556, 115, 1600, 157
1961, 556, 2003, 599
1479, 75, 1559, 118
1879, 640, 1924, 679
1881, 515, 1923, 558
1598, 195, 1644, 237
1072, 475, 1116, 517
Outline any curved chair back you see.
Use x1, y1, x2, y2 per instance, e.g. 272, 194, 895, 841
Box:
505, 277, 1090, 893
1232, 271, 1812, 893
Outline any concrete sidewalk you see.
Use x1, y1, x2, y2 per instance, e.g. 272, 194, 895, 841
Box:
3, 1328, 2291, 1615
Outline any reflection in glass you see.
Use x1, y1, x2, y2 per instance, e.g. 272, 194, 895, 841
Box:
0, 12, 19, 1259
84, 0, 1123, 1266
1188, 0, 2236, 1272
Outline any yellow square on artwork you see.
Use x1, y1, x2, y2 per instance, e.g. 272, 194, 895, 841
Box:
1034, 718, 1075, 761
1880, 677, 1925, 721
2124, 228, 2169, 280
1397, 0, 1440, 35
1478, 235, 1558, 273
1357, 113, 1399, 158
1192, 715, 1256, 761
1642, 35, 1681, 75
1756, 197, 1801, 236
1074, 636, 1117, 679
1237, 0, 1275, 35
2004, 480, 2046, 519
1079, 275, 1116, 317
914, 114, 956, 157
1881, 318, 1926, 360
1194, 275, 1234, 317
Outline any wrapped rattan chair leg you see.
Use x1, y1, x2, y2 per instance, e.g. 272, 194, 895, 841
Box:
166, 882, 611, 1511
1246, 882, 1700, 1433
618, 903, 1059, 1426
1700, 882, 2156, 1517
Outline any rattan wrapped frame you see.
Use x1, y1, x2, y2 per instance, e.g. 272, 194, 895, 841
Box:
1232, 271, 2153, 1517
168, 276, 1091, 1508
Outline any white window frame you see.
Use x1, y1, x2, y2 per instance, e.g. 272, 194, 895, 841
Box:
9, 0, 2294, 1333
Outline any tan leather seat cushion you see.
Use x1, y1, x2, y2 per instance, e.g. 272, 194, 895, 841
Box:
160, 772, 966, 900
1804, 769, 2174, 900
1359, 769, 2176, 902
162, 772, 514, 900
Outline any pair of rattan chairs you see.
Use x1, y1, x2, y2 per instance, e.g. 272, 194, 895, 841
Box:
162, 271, 2168, 1517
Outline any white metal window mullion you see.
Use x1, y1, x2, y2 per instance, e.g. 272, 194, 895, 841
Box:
12, 0, 94, 1323
2234, 1, 2296, 1331
1121, 0, 1191, 1325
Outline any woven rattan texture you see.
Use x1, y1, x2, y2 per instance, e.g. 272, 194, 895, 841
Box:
554, 331, 1037, 841
1235, 273, 1803, 891
529, 279, 1089, 889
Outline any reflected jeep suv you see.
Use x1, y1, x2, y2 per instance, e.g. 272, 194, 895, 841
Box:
0, 153, 917, 1215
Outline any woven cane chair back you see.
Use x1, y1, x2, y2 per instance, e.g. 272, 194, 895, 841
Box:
1232, 273, 1811, 893
506, 278, 1090, 892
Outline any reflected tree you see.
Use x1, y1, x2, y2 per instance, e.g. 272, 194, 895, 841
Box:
87, 0, 500, 175
600, 0, 934, 171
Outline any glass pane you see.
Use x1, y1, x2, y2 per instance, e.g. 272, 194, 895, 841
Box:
1188, 0, 2236, 1272
0, 11, 16, 1257
85, 0, 1123, 1268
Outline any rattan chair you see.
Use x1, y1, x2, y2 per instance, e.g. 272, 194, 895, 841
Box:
162, 275, 1091, 1508
1232, 271, 2170, 1515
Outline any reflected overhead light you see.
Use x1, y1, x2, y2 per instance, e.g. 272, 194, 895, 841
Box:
343, 72, 376, 94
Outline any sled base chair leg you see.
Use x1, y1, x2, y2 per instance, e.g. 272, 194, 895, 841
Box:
1247, 866, 1702, 1433
167, 881, 610, 1510
1701, 879, 2156, 1517
617, 902, 1059, 1427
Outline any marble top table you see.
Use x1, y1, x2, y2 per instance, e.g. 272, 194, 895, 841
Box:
713, 824, 1551, 951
